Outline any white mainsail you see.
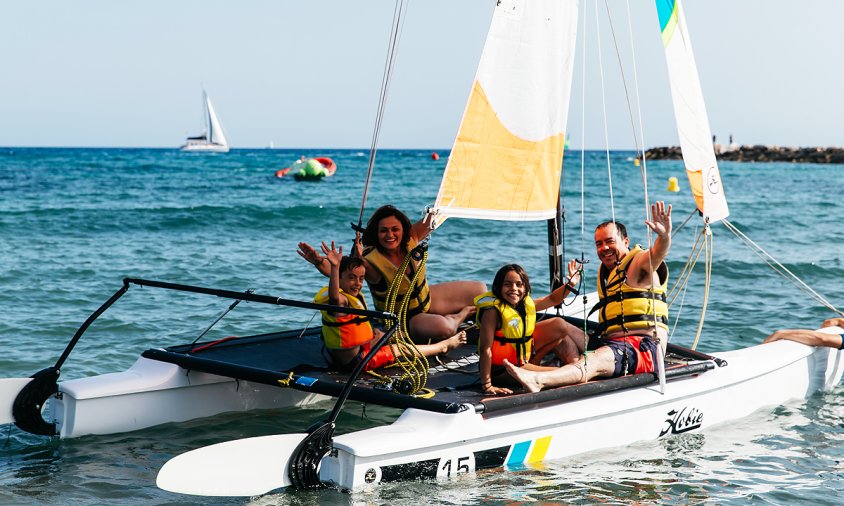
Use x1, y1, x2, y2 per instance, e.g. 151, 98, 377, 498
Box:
430, 0, 579, 224
656, 0, 728, 222
205, 93, 229, 148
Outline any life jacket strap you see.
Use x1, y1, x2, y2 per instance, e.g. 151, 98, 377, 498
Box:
493, 334, 533, 345
604, 290, 666, 305
322, 316, 370, 327
494, 334, 533, 365
589, 289, 666, 315
599, 314, 668, 333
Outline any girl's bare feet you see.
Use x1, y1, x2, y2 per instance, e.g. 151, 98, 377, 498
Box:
440, 330, 467, 354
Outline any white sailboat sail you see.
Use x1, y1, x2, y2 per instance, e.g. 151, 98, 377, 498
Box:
205, 93, 229, 148
656, 0, 728, 222
181, 90, 230, 153
430, 0, 579, 224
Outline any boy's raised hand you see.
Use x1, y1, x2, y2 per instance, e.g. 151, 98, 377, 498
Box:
320, 241, 343, 267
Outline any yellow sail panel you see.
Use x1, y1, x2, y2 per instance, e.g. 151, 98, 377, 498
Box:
438, 82, 565, 221
431, 0, 578, 224
685, 169, 704, 213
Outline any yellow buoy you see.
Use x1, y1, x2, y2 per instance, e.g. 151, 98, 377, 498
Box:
667, 176, 680, 192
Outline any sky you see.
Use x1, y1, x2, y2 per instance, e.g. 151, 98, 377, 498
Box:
1, 0, 843, 150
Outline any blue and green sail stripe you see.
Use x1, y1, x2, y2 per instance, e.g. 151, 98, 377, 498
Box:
656, 0, 679, 47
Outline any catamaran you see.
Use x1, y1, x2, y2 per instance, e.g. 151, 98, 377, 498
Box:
180, 90, 230, 153
2, 0, 842, 497
156, 0, 841, 495
157, 0, 844, 495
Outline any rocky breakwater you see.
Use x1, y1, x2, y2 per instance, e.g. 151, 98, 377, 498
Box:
646, 144, 844, 164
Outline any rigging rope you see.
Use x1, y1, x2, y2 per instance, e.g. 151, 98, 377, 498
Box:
593, 1, 616, 225
603, 0, 642, 157
667, 226, 705, 306
672, 207, 700, 237
595, 0, 667, 390
722, 219, 842, 317
356, 0, 409, 230
576, 0, 591, 363
665, 225, 706, 346
689, 227, 714, 350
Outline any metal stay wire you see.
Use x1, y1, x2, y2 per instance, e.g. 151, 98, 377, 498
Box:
594, 0, 616, 225
619, 0, 667, 390
576, 0, 591, 361
722, 219, 843, 317
356, 0, 410, 230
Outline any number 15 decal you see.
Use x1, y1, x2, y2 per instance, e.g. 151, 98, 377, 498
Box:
436, 454, 476, 478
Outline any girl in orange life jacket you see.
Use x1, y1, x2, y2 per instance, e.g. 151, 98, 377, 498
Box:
477, 261, 585, 396
314, 242, 467, 372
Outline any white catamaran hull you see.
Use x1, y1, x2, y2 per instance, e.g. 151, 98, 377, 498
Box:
319, 340, 843, 490
35, 296, 593, 439
48, 357, 324, 438
180, 143, 229, 153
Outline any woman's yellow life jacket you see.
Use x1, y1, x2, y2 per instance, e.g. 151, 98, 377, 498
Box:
363, 237, 431, 315
314, 287, 373, 349
475, 291, 536, 366
593, 245, 669, 336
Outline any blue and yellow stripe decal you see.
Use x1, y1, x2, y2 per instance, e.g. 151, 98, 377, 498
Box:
373, 438, 555, 483
656, 0, 679, 47
505, 435, 553, 466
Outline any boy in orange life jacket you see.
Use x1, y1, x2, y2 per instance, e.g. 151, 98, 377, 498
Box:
314, 241, 466, 372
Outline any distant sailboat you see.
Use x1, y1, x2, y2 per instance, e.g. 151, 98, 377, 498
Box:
181, 91, 230, 153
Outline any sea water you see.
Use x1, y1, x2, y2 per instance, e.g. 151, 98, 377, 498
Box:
1, 148, 842, 505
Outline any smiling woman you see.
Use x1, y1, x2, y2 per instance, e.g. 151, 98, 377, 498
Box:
356, 205, 486, 342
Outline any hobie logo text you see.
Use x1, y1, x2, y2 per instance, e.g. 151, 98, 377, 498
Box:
659, 406, 703, 436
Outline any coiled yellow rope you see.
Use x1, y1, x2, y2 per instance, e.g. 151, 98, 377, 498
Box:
381, 243, 430, 395
666, 225, 711, 350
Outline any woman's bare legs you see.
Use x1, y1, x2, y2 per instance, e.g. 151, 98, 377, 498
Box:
409, 311, 472, 342
403, 281, 484, 342
428, 281, 486, 315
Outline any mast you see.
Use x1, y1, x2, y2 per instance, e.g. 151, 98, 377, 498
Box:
200, 90, 210, 140
204, 91, 214, 142
547, 196, 564, 292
